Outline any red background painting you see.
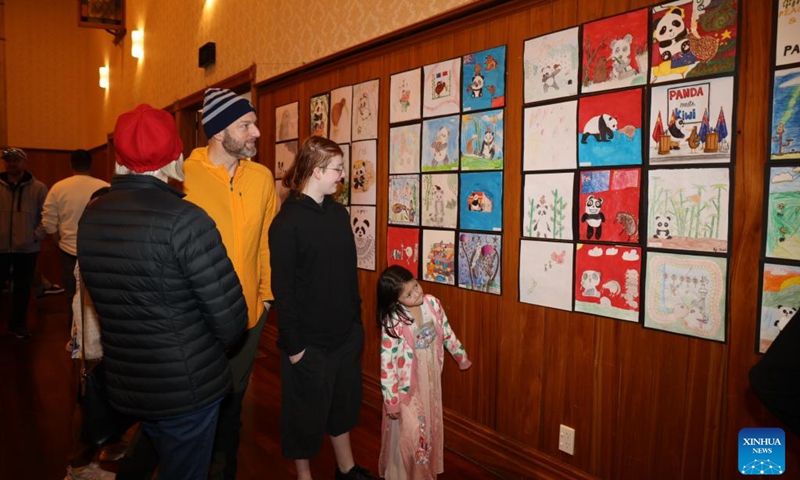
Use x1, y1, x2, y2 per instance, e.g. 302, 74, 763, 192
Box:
387, 227, 420, 277
574, 244, 642, 311
578, 168, 641, 243
582, 8, 649, 85
578, 88, 643, 129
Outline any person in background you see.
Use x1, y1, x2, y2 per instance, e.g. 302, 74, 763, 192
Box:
41, 149, 109, 330
376, 265, 472, 480
0, 147, 48, 338
64, 186, 117, 480
77, 104, 247, 480
183, 87, 278, 480
269, 136, 377, 480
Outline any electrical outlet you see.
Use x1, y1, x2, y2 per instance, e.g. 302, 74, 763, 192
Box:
559, 424, 575, 455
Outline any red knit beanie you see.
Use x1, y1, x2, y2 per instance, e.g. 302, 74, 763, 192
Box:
114, 104, 183, 173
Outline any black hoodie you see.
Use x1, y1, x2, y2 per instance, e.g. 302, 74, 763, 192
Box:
269, 193, 362, 356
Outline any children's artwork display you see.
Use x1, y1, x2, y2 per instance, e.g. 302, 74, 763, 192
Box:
643, 251, 727, 342
647, 167, 730, 253
519, 240, 574, 311
387, 227, 420, 276
390, 68, 422, 123
459, 172, 503, 232
275, 101, 299, 142
310, 93, 330, 138
422, 229, 456, 285
581, 8, 649, 93
389, 124, 421, 174
578, 168, 641, 243
758, 262, 800, 353
421, 116, 460, 171
457, 232, 502, 295
460, 109, 504, 170
352, 79, 379, 141
423, 58, 462, 118
351, 206, 376, 271
650, 0, 738, 84
333, 144, 350, 206
274, 141, 297, 180
523, 100, 577, 171
329, 85, 352, 144
388, 175, 420, 226
776, 0, 800, 67
574, 244, 642, 322
765, 166, 800, 260
421, 174, 458, 229
771, 67, 800, 160
523, 27, 580, 104
350, 140, 377, 205
462, 46, 506, 112
578, 89, 643, 167
648, 76, 735, 165
522, 172, 574, 240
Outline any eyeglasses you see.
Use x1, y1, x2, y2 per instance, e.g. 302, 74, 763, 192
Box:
321, 166, 345, 175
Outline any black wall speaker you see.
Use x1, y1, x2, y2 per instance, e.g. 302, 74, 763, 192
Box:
199, 42, 216, 68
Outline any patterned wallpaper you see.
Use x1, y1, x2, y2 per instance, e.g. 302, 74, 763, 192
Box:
5, 0, 477, 150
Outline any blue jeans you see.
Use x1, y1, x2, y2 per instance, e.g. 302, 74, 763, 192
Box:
140, 397, 223, 480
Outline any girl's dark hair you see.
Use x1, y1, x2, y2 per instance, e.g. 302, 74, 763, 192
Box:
282, 135, 343, 193
377, 265, 416, 338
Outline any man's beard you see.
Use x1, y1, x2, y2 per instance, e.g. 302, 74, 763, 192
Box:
222, 130, 257, 159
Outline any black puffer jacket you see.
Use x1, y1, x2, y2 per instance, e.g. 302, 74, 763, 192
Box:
77, 175, 247, 418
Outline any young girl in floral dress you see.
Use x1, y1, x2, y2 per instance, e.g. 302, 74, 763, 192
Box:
377, 265, 472, 480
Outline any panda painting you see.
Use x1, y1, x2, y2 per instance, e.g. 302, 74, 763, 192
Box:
653, 6, 692, 63
774, 305, 797, 332
580, 195, 605, 240
653, 215, 672, 240
581, 114, 618, 144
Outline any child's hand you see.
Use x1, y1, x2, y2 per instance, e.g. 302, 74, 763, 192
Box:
387, 412, 399, 420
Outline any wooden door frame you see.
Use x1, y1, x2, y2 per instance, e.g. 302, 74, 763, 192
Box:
169, 64, 257, 160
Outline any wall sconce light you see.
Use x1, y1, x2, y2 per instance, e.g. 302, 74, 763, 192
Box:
131, 30, 144, 59
99, 66, 109, 89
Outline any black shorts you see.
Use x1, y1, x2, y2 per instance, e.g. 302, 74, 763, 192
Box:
280, 323, 364, 459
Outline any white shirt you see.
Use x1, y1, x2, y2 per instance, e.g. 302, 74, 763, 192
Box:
41, 174, 109, 255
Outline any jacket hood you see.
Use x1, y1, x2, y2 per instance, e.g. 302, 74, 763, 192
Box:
283, 192, 337, 213
0, 170, 34, 186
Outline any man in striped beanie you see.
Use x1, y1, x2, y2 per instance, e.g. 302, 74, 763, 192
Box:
183, 88, 278, 480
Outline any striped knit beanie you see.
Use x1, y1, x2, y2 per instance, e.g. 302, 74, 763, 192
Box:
202, 88, 256, 138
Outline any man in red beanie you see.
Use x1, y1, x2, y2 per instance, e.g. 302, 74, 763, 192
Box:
77, 104, 248, 480
183, 88, 277, 480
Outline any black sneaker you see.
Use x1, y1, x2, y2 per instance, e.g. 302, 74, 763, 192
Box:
11, 326, 31, 339
335, 464, 378, 480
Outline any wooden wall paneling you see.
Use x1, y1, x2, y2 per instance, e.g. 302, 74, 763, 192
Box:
493, 1, 548, 448
588, 320, 623, 478
680, 341, 726, 478
721, 0, 800, 476
255, 0, 800, 478
551, 0, 578, 31
88, 143, 109, 182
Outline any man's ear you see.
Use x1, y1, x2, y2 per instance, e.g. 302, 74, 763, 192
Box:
211, 130, 226, 143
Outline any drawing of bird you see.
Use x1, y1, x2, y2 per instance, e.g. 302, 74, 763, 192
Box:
331, 98, 347, 129
687, 126, 701, 152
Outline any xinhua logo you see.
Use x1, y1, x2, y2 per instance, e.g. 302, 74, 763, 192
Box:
739, 428, 786, 475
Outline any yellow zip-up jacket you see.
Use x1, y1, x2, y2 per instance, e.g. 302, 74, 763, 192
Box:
184, 147, 277, 329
